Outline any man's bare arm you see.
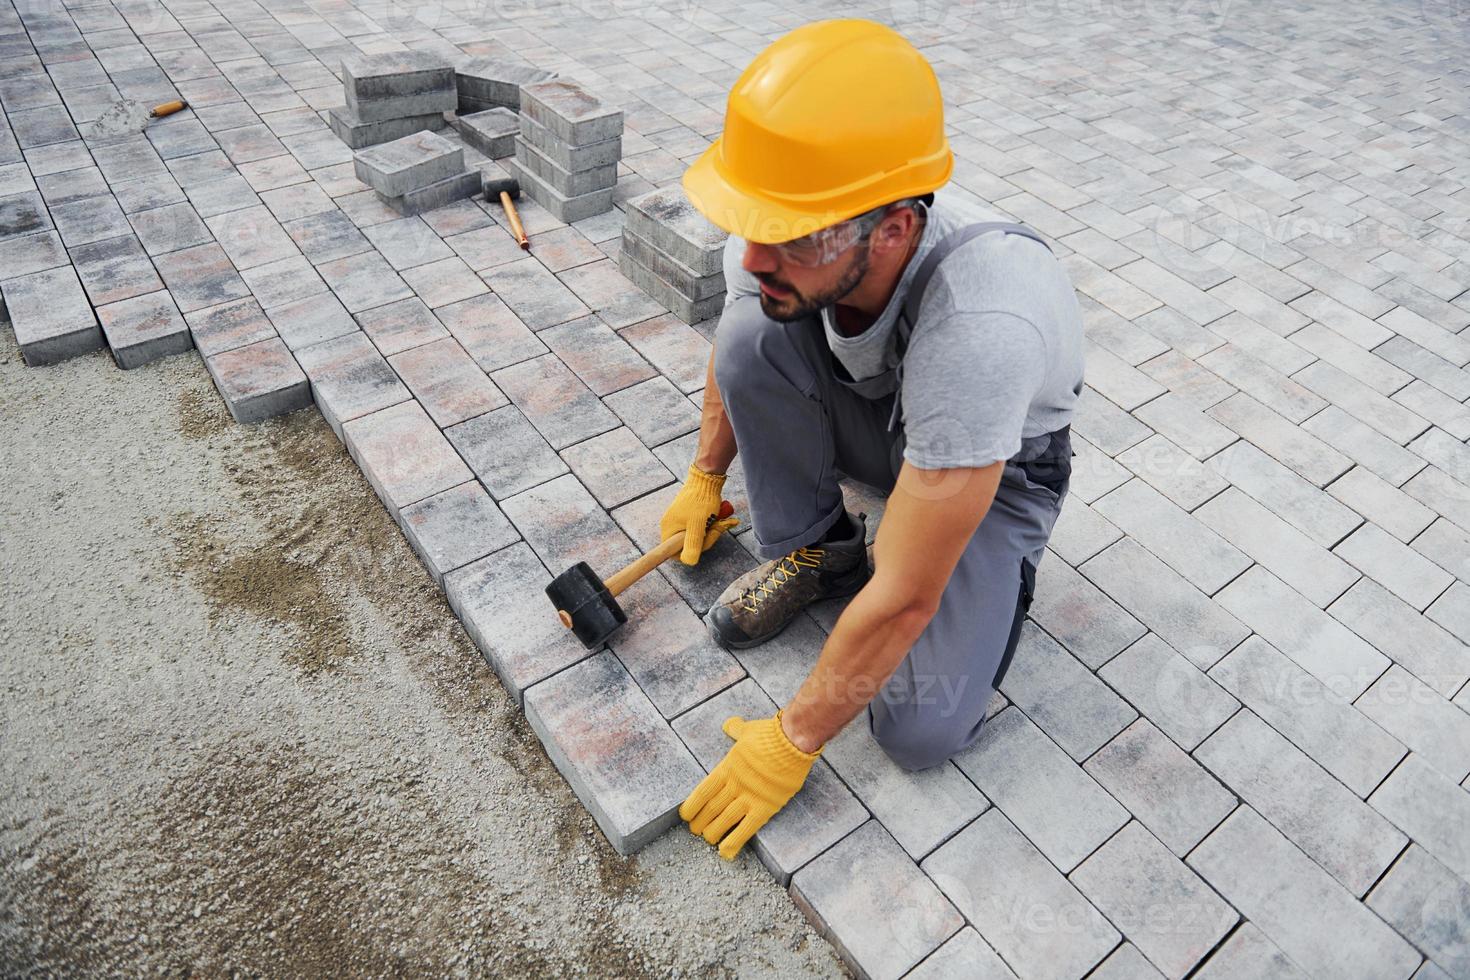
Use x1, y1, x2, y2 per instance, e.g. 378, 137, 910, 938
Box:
779, 459, 1005, 752
694, 349, 738, 475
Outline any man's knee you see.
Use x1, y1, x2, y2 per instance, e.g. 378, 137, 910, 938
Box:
868, 698, 980, 772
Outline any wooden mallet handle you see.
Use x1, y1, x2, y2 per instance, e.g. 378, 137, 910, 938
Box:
501, 191, 530, 250
603, 500, 735, 598
150, 100, 188, 118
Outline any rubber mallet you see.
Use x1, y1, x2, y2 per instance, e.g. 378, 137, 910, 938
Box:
546, 500, 735, 649
484, 176, 530, 250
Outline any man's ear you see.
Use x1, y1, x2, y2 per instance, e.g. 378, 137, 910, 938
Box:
871, 208, 917, 254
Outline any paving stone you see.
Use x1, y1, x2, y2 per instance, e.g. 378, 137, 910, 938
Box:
1025, 548, 1145, 668
127, 201, 212, 255
202, 336, 311, 424
256, 182, 336, 224
184, 297, 276, 358
295, 330, 411, 440
1218, 565, 1389, 699
97, 289, 192, 369
1369, 754, 1470, 883
1094, 479, 1249, 594
904, 927, 1016, 980
1395, 379, 1470, 441
537, 314, 656, 396
111, 174, 185, 214
922, 809, 1117, 980
1192, 922, 1311, 980
1208, 440, 1362, 548
0, 230, 67, 281
519, 79, 623, 146
557, 426, 674, 510
1046, 498, 1122, 567
1376, 335, 1470, 402
513, 137, 616, 198
499, 471, 639, 577
1098, 633, 1238, 751
239, 253, 325, 309
328, 105, 446, 149
265, 290, 358, 353
504, 158, 615, 224
399, 255, 486, 309
1356, 665, 1470, 785
1071, 821, 1237, 978
446, 405, 567, 501
480, 254, 591, 330
49, 193, 131, 247
1334, 521, 1453, 611
1080, 538, 1247, 670
343, 399, 472, 517
382, 169, 482, 218
455, 107, 517, 159
315, 250, 413, 312
1084, 719, 1237, 857
0, 193, 50, 245
68, 233, 162, 306
999, 622, 1136, 759
283, 210, 371, 264
151, 241, 250, 313
952, 707, 1127, 872
1, 264, 102, 366
555, 258, 666, 331
1328, 466, 1436, 543
623, 185, 726, 277
818, 718, 987, 862
1115, 433, 1229, 510
619, 227, 727, 302
442, 541, 591, 701
417, 200, 493, 239
1196, 709, 1407, 896
425, 293, 542, 375
617, 245, 725, 325
1331, 577, 1470, 699
340, 51, 455, 124
491, 353, 618, 450
1188, 807, 1420, 980
1294, 360, 1429, 445
601, 376, 701, 447
1195, 487, 1359, 608
397, 480, 518, 585
204, 204, 299, 270
454, 58, 555, 111
618, 312, 712, 394
523, 651, 703, 856
388, 336, 505, 428
518, 111, 620, 172
354, 295, 447, 356
791, 820, 963, 980
1367, 845, 1470, 980
443, 224, 525, 271
182, 173, 260, 218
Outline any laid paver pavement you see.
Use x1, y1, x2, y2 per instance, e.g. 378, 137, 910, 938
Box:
3, 0, 1469, 975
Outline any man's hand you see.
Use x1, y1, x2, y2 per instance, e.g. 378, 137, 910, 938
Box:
660, 462, 737, 565
679, 712, 820, 860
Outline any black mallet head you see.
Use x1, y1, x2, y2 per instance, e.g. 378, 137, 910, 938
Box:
483, 176, 521, 201
545, 561, 626, 649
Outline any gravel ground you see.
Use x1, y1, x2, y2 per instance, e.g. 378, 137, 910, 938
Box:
0, 334, 846, 979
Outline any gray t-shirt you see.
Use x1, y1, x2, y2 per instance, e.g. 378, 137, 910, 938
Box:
722, 193, 1086, 469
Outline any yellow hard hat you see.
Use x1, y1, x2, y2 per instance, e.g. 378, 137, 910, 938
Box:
683, 19, 952, 245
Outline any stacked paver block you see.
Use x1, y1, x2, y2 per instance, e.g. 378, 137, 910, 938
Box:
507, 79, 622, 223
454, 57, 556, 114
353, 130, 479, 217
455, 108, 518, 160
330, 51, 455, 149
620, 186, 727, 324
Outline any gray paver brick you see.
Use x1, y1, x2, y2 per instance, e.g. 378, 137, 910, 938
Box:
295, 329, 411, 440
327, 106, 445, 150
523, 651, 701, 856
504, 158, 615, 224
98, 289, 192, 370
1196, 487, 1359, 608
518, 111, 619, 172
1208, 440, 1362, 547
1094, 479, 1249, 594
383, 170, 481, 218
922, 809, 1118, 980
491, 352, 618, 450
2, 264, 102, 366
480, 255, 590, 330
152, 241, 251, 314
1084, 719, 1236, 857
0, 229, 67, 281
239, 254, 326, 310
455, 58, 555, 111
617, 245, 724, 325
1191, 923, 1310, 980
1071, 821, 1237, 978
519, 79, 624, 146
185, 297, 276, 358
558, 426, 674, 510
953, 707, 1127, 872
205, 204, 299, 270
793, 820, 963, 980
1335, 521, 1454, 611
1356, 665, 1470, 785
1080, 538, 1247, 670
671, 678, 866, 885
315, 250, 413, 313
1187, 807, 1420, 980
1331, 578, 1470, 698
397, 480, 518, 585
354, 295, 448, 356
388, 336, 505, 428
904, 927, 1016, 980
499, 471, 638, 577
1115, 433, 1228, 510
1000, 622, 1136, 759
203, 336, 311, 424
68, 233, 163, 307
340, 51, 455, 124
431, 292, 545, 373
1099, 633, 1238, 751
1328, 466, 1436, 543
442, 541, 590, 701
538, 314, 656, 396
283, 210, 372, 264
557, 259, 667, 330
1369, 754, 1470, 883
446, 405, 567, 501
266, 290, 358, 353
1195, 710, 1407, 896
618, 312, 712, 394
601, 376, 701, 448
128, 201, 211, 256
456, 107, 517, 159
343, 399, 472, 516
1366, 845, 1470, 980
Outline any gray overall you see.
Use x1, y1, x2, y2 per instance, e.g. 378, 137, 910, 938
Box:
713, 222, 1073, 771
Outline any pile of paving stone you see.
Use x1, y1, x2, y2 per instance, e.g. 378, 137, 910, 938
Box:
506, 79, 622, 223
330, 51, 455, 149
452, 58, 555, 161
620, 186, 727, 324
353, 130, 480, 217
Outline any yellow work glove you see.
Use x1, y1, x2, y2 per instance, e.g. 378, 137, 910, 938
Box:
679, 712, 821, 861
660, 463, 737, 565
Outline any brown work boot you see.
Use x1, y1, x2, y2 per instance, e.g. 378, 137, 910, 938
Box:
705, 512, 870, 649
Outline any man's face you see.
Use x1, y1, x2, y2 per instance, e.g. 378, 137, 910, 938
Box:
742, 237, 871, 323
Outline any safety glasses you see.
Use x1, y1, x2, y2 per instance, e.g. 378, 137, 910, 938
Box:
767, 206, 888, 268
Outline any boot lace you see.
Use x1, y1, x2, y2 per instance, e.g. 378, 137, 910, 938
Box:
739, 547, 825, 612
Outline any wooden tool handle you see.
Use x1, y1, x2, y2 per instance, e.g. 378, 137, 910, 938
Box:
150, 100, 188, 118
604, 500, 734, 598
501, 191, 530, 250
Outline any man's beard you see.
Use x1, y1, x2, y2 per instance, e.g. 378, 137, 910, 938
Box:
755, 246, 869, 323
